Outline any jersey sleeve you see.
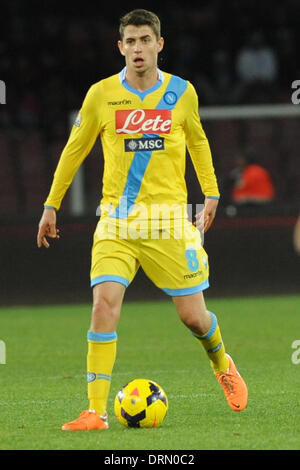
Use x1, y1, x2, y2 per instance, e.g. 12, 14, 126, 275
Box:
44, 82, 103, 210
183, 82, 220, 199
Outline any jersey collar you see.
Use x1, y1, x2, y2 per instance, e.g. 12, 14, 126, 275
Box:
119, 66, 164, 101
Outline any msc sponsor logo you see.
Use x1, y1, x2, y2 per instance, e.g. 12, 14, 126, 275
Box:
124, 137, 165, 152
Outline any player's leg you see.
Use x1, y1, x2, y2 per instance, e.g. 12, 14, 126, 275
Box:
62, 225, 139, 430
86, 281, 125, 419
140, 220, 248, 411
172, 291, 229, 374
90, 281, 126, 333
61, 281, 126, 431
172, 289, 248, 412
140, 222, 229, 374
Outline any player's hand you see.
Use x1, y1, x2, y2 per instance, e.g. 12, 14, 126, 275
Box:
194, 198, 219, 233
37, 208, 60, 248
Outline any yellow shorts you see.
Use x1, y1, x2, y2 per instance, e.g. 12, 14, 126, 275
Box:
90, 217, 209, 296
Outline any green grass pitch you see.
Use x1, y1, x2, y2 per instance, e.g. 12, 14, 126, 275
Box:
0, 295, 299, 450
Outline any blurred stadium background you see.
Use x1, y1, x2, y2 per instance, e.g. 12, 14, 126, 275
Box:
1, 0, 300, 306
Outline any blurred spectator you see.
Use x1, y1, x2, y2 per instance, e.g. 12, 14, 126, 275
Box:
229, 150, 275, 205
236, 31, 278, 83
235, 31, 279, 103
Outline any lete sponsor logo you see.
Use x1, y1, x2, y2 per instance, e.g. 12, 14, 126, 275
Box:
116, 109, 172, 134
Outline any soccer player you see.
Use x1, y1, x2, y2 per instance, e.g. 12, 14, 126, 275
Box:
37, 9, 248, 431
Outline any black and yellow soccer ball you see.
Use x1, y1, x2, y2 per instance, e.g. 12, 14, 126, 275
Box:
114, 378, 168, 428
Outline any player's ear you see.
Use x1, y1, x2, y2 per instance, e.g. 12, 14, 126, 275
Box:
157, 37, 164, 53
118, 40, 125, 56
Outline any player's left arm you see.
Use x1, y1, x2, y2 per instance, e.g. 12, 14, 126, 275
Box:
183, 82, 220, 233
195, 197, 219, 233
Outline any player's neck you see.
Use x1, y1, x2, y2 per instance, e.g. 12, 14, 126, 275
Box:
125, 67, 159, 92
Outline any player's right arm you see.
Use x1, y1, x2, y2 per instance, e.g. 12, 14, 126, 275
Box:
37, 207, 59, 248
37, 82, 103, 248
43, 82, 103, 211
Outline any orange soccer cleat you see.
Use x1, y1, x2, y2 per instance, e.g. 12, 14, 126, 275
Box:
215, 354, 248, 412
61, 410, 109, 431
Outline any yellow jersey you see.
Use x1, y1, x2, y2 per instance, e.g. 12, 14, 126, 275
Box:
44, 67, 220, 218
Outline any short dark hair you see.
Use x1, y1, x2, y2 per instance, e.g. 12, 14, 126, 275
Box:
119, 9, 161, 41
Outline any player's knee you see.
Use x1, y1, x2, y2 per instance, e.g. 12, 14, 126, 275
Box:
92, 296, 118, 321
179, 309, 211, 336
180, 313, 202, 333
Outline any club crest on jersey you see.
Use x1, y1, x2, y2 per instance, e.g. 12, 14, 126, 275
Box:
124, 137, 165, 152
163, 91, 177, 106
116, 109, 172, 134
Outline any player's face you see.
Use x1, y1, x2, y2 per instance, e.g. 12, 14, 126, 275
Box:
118, 25, 164, 75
